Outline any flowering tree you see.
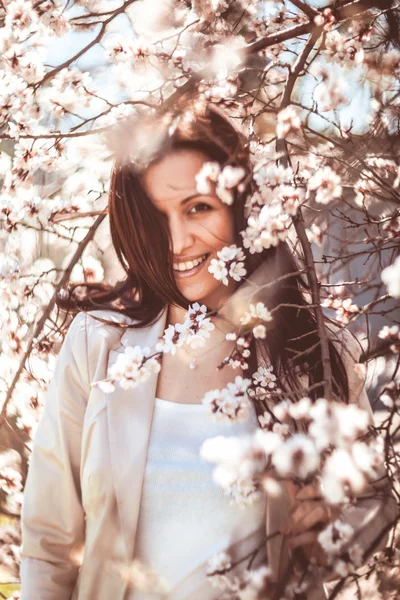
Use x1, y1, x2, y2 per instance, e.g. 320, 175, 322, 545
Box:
0, 0, 399, 598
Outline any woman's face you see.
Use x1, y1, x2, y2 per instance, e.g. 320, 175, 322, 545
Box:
141, 148, 238, 309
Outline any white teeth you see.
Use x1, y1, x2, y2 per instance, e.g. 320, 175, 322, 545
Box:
173, 254, 208, 272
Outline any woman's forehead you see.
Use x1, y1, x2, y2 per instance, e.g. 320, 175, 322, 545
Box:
141, 148, 212, 204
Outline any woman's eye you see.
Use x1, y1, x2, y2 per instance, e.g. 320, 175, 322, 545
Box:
189, 203, 211, 215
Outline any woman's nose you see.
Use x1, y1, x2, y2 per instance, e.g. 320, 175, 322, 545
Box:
169, 217, 195, 256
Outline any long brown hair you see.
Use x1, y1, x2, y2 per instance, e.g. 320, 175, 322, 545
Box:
57, 101, 349, 402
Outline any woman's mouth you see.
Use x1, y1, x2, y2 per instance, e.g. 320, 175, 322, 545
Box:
173, 253, 211, 278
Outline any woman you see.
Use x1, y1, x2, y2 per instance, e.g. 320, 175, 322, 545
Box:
20, 103, 396, 600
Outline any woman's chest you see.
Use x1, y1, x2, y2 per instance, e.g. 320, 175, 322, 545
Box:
156, 354, 242, 404
155, 344, 243, 404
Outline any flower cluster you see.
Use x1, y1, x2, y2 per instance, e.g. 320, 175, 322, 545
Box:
156, 302, 215, 353
207, 549, 272, 599
314, 8, 336, 31
200, 433, 268, 507
241, 161, 306, 251
95, 346, 161, 393
104, 36, 151, 65
241, 203, 290, 253
202, 375, 251, 424
240, 301, 273, 339
248, 364, 279, 406
324, 30, 364, 67
321, 292, 360, 324
195, 162, 246, 206
221, 332, 252, 370
208, 245, 247, 286
276, 105, 302, 139
201, 395, 383, 508
307, 166, 342, 205
317, 521, 364, 576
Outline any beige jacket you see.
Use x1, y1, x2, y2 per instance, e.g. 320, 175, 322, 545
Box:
20, 264, 397, 600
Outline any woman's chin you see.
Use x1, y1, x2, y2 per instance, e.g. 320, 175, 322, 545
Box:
176, 279, 219, 307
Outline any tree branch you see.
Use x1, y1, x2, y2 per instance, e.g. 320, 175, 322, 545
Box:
0, 212, 106, 421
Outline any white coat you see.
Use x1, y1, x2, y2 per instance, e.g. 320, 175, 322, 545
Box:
20, 261, 397, 599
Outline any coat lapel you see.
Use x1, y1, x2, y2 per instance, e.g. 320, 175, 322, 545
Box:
106, 307, 168, 564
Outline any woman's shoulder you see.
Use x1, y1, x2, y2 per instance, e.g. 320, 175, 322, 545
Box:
69, 309, 138, 347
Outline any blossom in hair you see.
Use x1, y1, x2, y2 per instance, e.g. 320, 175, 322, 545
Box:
215, 165, 246, 205
202, 375, 251, 423
307, 166, 342, 204
195, 162, 245, 206
95, 346, 161, 392
195, 161, 221, 195
208, 244, 246, 286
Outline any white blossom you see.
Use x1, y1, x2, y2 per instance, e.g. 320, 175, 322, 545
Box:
0, 467, 22, 495
215, 165, 246, 205
97, 345, 161, 391
271, 434, 320, 480
321, 448, 367, 503
156, 303, 215, 353
308, 167, 342, 204
207, 551, 232, 575
241, 203, 290, 253
208, 245, 246, 286
276, 105, 302, 139
202, 375, 251, 423
240, 302, 273, 325
195, 161, 221, 195
381, 256, 400, 298
200, 434, 266, 506
318, 520, 354, 555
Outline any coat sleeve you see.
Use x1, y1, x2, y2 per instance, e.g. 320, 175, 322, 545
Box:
20, 312, 90, 600
328, 330, 398, 571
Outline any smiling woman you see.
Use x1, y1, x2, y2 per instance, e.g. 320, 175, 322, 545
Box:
19, 101, 397, 600
141, 148, 237, 311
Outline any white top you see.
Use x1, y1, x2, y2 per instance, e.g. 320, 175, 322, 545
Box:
129, 397, 267, 600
